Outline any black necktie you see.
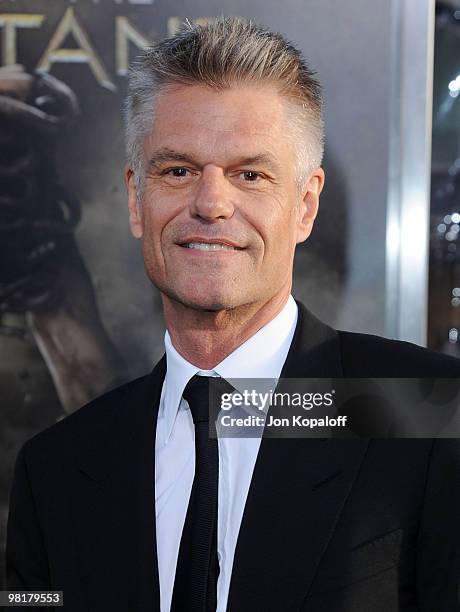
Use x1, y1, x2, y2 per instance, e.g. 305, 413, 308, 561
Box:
171, 375, 220, 612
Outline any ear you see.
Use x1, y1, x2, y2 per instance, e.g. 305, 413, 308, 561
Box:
124, 165, 143, 239
296, 167, 325, 244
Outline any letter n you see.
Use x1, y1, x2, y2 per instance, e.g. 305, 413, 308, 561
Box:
115, 17, 150, 76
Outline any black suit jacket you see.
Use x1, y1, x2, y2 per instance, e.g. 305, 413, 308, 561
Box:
5, 301, 460, 611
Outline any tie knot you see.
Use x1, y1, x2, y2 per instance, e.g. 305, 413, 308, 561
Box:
183, 375, 212, 424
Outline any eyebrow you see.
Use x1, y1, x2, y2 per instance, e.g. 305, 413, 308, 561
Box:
147, 147, 281, 174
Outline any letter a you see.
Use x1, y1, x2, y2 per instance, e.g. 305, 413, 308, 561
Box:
37, 7, 115, 91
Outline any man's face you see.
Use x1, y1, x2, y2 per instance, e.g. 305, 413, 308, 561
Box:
125, 83, 324, 311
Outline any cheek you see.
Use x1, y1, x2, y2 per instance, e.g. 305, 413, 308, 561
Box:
142, 211, 160, 252
141, 194, 179, 249
256, 205, 297, 255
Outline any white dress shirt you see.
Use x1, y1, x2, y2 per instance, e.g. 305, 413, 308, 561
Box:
155, 295, 298, 611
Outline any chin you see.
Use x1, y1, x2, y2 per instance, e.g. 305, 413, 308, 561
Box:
184, 295, 235, 311
169, 288, 241, 312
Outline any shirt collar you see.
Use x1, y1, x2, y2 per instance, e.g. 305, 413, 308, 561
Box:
160, 294, 298, 444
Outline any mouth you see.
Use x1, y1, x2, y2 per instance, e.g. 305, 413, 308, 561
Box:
178, 241, 244, 251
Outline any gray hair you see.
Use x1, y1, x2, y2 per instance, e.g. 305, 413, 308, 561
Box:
124, 16, 324, 196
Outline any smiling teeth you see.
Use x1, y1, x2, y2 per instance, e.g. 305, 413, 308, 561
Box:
185, 242, 237, 251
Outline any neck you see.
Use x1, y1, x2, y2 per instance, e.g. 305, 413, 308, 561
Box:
162, 288, 291, 369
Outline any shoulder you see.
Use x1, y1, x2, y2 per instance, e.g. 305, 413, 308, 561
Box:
21, 373, 151, 461
337, 329, 460, 377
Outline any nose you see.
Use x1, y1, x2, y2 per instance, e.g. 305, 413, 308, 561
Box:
189, 166, 235, 221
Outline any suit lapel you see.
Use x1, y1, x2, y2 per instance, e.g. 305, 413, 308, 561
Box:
226, 301, 370, 610
75, 355, 166, 611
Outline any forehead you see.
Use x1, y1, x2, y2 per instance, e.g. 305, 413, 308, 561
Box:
144, 83, 295, 164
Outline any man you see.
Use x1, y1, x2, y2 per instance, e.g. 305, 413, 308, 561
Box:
5, 16, 460, 612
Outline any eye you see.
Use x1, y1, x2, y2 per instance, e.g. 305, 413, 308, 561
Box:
166, 167, 191, 178
240, 170, 261, 182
